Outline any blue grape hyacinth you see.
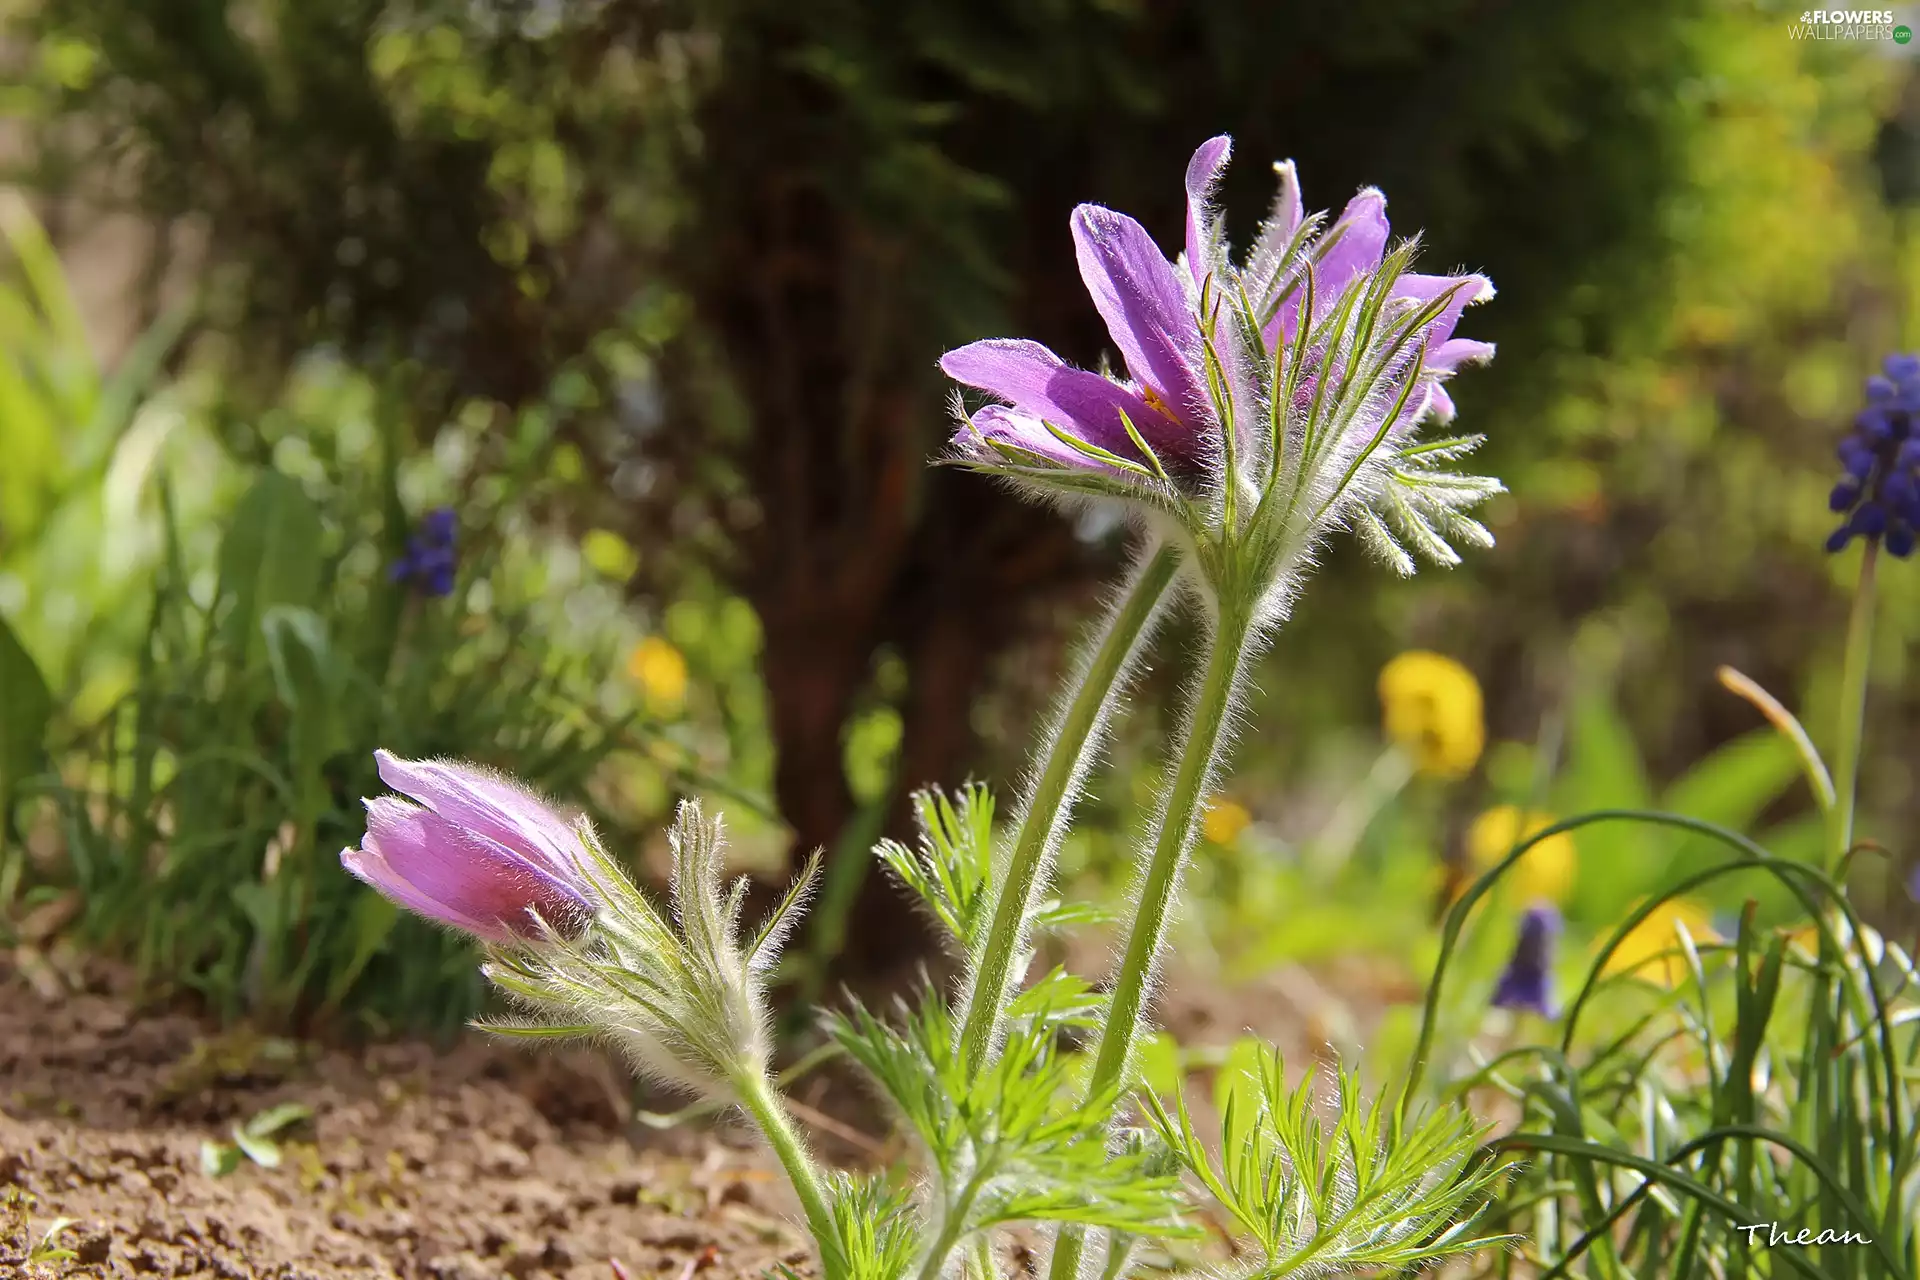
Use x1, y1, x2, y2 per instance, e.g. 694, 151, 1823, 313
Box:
1827, 353, 1920, 559
391, 507, 459, 597
1491, 903, 1560, 1018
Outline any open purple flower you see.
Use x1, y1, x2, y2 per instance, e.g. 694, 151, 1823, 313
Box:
1491, 903, 1561, 1018
1826, 353, 1920, 558
341, 750, 597, 944
939, 136, 1496, 541
939, 216, 1219, 480
1217, 158, 1495, 428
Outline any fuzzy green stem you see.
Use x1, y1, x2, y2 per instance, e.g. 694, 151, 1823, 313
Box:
957, 543, 1180, 1074
918, 1176, 986, 1280
733, 1068, 840, 1275
1048, 599, 1254, 1280
1827, 541, 1878, 878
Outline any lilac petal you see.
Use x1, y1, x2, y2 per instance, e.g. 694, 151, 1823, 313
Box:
1395, 273, 1496, 351
354, 796, 591, 941
1263, 185, 1388, 355
957, 403, 1131, 474
1429, 338, 1497, 375
940, 339, 1192, 464
1183, 135, 1233, 290
1316, 190, 1390, 301
1270, 161, 1303, 241
1071, 205, 1209, 428
341, 843, 508, 942
1246, 159, 1307, 315
374, 750, 585, 883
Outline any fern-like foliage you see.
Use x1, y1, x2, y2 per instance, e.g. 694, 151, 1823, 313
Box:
828, 981, 1190, 1274
878, 783, 1114, 971
1144, 1044, 1514, 1278
817, 1171, 925, 1280
877, 785, 998, 957
1352, 433, 1504, 576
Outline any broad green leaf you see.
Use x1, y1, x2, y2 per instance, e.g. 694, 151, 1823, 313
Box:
1212, 1035, 1269, 1124
1137, 1032, 1183, 1099
1556, 687, 1657, 919
322, 892, 401, 1009
199, 1140, 241, 1177
0, 611, 53, 796
262, 606, 349, 780
230, 1122, 283, 1168
243, 1102, 313, 1139
1557, 685, 1654, 813
216, 470, 323, 663
1660, 728, 1797, 835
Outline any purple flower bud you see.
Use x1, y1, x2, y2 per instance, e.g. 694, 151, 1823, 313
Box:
1867, 375, 1897, 403
1858, 410, 1894, 444
421, 507, 458, 543
1885, 469, 1917, 509
1851, 502, 1888, 537
1829, 480, 1861, 512
391, 509, 462, 598
1827, 526, 1855, 553
1885, 352, 1920, 383
1886, 523, 1916, 559
341, 751, 597, 943
1491, 903, 1560, 1018
1838, 436, 1876, 480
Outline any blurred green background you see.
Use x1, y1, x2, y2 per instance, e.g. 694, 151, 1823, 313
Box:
1, 0, 1917, 1037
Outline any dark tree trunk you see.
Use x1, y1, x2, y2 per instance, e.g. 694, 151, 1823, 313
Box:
679, 19, 1109, 990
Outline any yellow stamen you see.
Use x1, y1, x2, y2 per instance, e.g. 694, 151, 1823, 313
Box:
1140, 386, 1180, 421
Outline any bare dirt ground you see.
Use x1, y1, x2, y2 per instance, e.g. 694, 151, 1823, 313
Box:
0, 936, 1415, 1280
0, 956, 812, 1280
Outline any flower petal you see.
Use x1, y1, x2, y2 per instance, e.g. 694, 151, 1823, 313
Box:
341, 843, 507, 942
1183, 135, 1233, 290
353, 796, 591, 941
1263, 185, 1389, 354
374, 750, 585, 882
1071, 205, 1208, 426
1247, 159, 1305, 285
956, 403, 1128, 473
940, 339, 1193, 465
1395, 272, 1496, 350
1430, 338, 1497, 374
1316, 189, 1390, 299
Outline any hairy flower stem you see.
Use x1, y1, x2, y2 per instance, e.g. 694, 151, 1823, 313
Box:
1827, 541, 1878, 879
1048, 598, 1255, 1280
732, 1069, 839, 1275
958, 543, 1180, 1074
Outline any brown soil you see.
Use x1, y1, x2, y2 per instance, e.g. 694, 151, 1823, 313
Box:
0, 936, 1421, 1280
0, 957, 811, 1280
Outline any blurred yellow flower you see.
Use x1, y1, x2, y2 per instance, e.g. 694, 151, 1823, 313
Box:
1466, 806, 1576, 904
1601, 899, 1718, 987
1378, 651, 1484, 779
1203, 798, 1253, 846
627, 636, 688, 714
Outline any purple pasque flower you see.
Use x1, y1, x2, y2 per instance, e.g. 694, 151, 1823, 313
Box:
1223, 161, 1495, 428
939, 136, 1497, 572
341, 750, 597, 944
1491, 903, 1561, 1018
390, 507, 459, 597
1826, 353, 1920, 558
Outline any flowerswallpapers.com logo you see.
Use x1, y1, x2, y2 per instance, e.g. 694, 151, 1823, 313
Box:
1790, 7, 1911, 39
